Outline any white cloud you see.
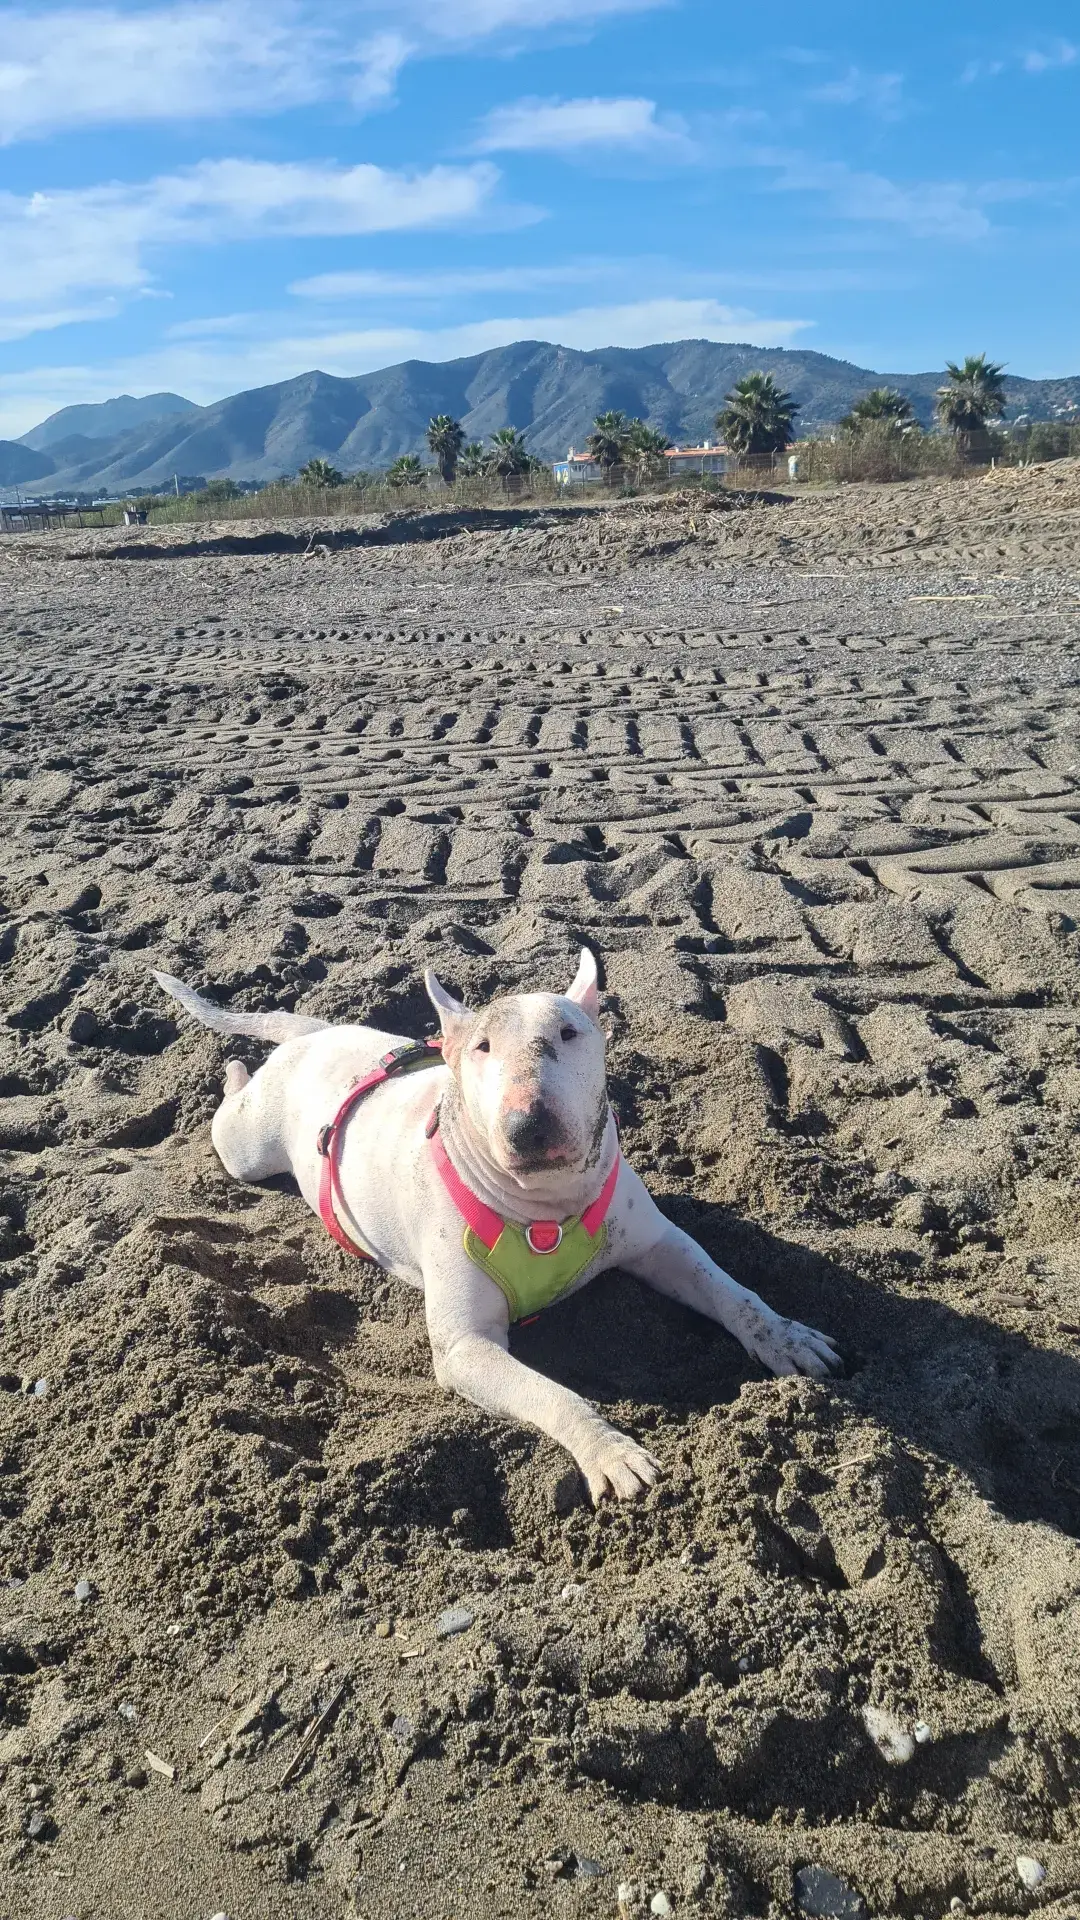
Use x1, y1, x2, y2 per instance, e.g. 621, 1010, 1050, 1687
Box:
473, 94, 691, 154
0, 5, 412, 142
0, 297, 809, 438
0, 0, 663, 141
0, 301, 122, 345
0, 158, 503, 344
397, 0, 665, 36
1021, 39, 1078, 74
806, 67, 905, 118
290, 262, 608, 298
962, 40, 1078, 83
756, 152, 1013, 241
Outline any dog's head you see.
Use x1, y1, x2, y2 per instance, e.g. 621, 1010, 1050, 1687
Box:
424, 950, 608, 1178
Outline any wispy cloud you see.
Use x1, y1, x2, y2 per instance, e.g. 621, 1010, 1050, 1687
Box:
397, 0, 666, 37
806, 66, 905, 119
289, 262, 609, 298
0, 296, 808, 437
472, 94, 692, 155
0, 158, 504, 342
0, 0, 664, 141
1021, 39, 1078, 73
734, 146, 1064, 242
0, 5, 412, 142
962, 39, 1079, 83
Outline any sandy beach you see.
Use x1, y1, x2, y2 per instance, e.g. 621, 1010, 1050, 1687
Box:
1, 466, 1079, 1920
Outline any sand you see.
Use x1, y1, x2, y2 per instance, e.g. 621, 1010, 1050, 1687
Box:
1, 466, 1079, 1920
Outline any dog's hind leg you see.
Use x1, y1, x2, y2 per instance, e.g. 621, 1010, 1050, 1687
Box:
210, 1065, 287, 1183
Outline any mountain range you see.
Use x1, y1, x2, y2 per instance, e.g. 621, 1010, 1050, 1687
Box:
5, 341, 1079, 496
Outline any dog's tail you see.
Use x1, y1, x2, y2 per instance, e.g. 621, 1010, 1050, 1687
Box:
153, 971, 332, 1044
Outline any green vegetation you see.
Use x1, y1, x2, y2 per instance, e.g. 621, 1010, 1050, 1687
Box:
427, 415, 466, 484
586, 411, 633, 470
459, 441, 487, 478
935, 355, 1007, 436
1008, 419, 1080, 462
485, 427, 532, 478
717, 372, 798, 456
387, 454, 425, 488
839, 388, 917, 435
297, 457, 345, 488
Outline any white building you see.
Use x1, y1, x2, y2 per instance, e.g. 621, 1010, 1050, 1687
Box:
553, 439, 732, 484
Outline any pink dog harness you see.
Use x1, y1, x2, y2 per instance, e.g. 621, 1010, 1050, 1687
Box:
317, 1039, 444, 1258
316, 1040, 620, 1319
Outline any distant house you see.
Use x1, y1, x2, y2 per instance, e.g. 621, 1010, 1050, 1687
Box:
553, 439, 732, 484
664, 440, 731, 476
552, 449, 603, 484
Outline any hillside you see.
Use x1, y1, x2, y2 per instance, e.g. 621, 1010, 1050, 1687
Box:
20, 392, 197, 453
0, 440, 56, 487
16, 341, 1080, 494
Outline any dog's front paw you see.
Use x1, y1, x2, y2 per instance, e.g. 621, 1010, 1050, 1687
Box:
750, 1314, 842, 1380
577, 1426, 662, 1505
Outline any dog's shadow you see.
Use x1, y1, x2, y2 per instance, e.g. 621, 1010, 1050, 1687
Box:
512, 1189, 1080, 1542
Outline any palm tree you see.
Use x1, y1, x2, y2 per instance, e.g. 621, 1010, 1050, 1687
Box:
716, 373, 798, 458
935, 355, 1007, 435
387, 454, 425, 488
624, 419, 671, 478
839, 388, 917, 435
298, 457, 345, 488
459, 440, 487, 478
486, 427, 531, 478
427, 415, 466, 484
586, 410, 632, 471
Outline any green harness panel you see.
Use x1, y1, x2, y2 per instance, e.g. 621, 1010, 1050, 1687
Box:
463, 1218, 610, 1322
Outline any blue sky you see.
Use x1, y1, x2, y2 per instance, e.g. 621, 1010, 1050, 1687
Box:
1, 0, 1078, 435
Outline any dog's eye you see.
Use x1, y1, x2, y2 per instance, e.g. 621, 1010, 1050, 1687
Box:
475, 1038, 491, 1053
560, 1026, 578, 1043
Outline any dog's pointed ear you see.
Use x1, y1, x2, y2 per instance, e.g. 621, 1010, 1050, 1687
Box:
425, 968, 471, 1055
565, 947, 600, 1023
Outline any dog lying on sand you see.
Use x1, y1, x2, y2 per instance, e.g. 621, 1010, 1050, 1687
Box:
156, 952, 839, 1502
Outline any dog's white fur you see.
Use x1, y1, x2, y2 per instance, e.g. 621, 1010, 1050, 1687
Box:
155, 954, 839, 1502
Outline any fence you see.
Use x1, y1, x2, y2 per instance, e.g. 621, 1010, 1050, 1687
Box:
0, 503, 110, 534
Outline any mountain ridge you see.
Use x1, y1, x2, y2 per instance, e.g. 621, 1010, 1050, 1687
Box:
14, 341, 1080, 495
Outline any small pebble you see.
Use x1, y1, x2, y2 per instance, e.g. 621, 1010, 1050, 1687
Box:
574, 1856, 603, 1879
436, 1605, 474, 1638
117, 1701, 136, 1721
209, 1912, 230, 1920
26, 1810, 50, 1839
560, 1582, 585, 1600
794, 1864, 868, 1919
737, 1656, 751, 1671
617, 1883, 637, 1911
390, 1714, 413, 1747
1016, 1857, 1046, 1891
914, 1720, 933, 1744
650, 1895, 673, 1918
374, 1619, 393, 1639
950, 1902, 966, 1915
74, 1578, 93, 1603
862, 1705, 915, 1765
33, 1378, 49, 1397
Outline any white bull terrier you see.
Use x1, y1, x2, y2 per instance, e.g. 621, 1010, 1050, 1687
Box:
155, 953, 839, 1503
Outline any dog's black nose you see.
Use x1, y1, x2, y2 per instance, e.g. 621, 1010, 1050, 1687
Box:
504, 1102, 560, 1157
